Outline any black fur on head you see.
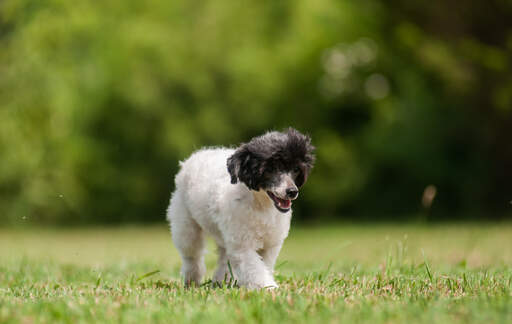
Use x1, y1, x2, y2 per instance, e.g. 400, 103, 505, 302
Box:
227, 128, 315, 191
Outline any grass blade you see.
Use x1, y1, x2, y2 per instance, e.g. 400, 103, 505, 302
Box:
136, 270, 160, 282
227, 260, 234, 281
275, 260, 288, 270
95, 275, 102, 288
421, 249, 433, 283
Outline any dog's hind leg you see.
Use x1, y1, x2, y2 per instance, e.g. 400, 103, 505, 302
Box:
213, 246, 232, 285
168, 192, 205, 287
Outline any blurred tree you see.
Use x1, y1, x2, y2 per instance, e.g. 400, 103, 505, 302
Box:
0, 0, 510, 225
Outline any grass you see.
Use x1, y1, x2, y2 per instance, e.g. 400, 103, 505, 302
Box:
0, 223, 511, 323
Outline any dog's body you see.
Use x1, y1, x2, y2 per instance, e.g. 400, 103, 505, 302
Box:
167, 129, 314, 289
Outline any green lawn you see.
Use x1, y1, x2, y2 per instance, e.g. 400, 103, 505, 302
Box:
1, 224, 511, 323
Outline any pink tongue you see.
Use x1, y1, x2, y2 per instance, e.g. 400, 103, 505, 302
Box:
278, 199, 291, 209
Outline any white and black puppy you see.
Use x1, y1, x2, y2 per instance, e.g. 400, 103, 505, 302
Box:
167, 128, 315, 289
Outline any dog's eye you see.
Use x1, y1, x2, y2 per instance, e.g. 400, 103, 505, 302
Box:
293, 167, 301, 174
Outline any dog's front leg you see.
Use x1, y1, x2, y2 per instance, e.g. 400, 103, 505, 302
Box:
261, 244, 283, 272
227, 249, 278, 289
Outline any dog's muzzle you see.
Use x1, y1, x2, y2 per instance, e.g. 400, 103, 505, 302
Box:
267, 191, 294, 213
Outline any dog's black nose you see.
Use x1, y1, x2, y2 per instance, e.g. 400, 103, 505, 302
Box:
286, 188, 299, 199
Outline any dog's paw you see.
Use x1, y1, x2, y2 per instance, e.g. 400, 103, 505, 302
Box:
264, 284, 279, 290
243, 280, 278, 290
262, 279, 279, 290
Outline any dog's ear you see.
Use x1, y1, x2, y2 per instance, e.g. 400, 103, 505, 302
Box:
300, 139, 315, 187
227, 147, 245, 184
227, 145, 262, 190
295, 165, 308, 188
286, 128, 315, 187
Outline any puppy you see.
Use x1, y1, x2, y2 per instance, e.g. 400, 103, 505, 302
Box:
167, 128, 315, 289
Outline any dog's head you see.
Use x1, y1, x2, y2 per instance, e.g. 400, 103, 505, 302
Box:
227, 128, 315, 213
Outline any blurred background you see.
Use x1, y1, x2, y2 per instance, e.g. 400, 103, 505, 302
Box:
0, 0, 511, 226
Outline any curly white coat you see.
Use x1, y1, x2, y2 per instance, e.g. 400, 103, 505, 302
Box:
167, 148, 291, 289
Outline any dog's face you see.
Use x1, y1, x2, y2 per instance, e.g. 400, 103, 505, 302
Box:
227, 128, 315, 213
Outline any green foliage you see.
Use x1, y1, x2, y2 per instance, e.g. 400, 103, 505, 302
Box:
0, 0, 511, 224
1, 224, 512, 323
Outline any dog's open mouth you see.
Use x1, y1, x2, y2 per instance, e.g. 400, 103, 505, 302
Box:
266, 191, 292, 213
